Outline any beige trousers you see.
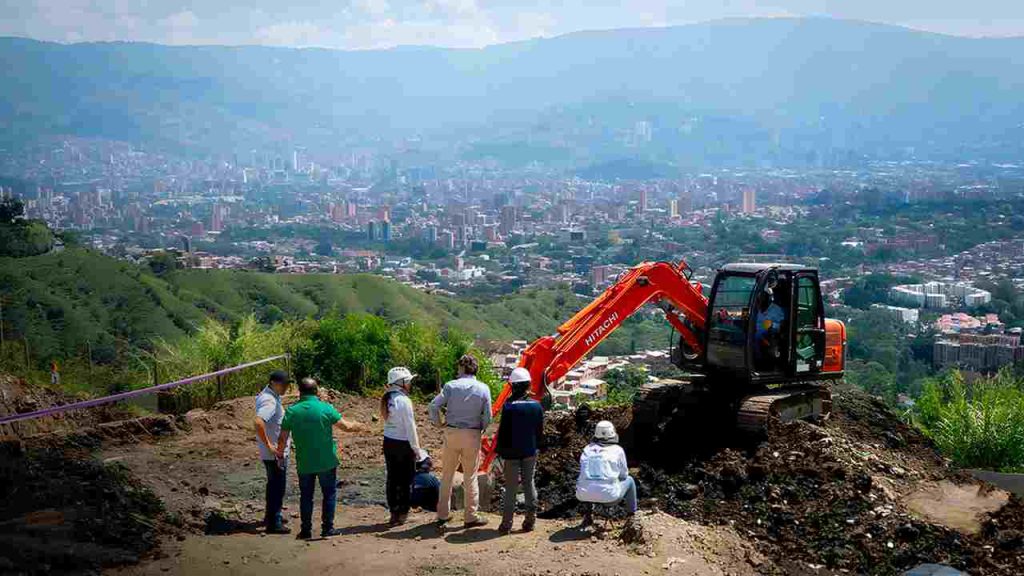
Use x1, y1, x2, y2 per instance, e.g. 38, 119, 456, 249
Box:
437, 427, 483, 522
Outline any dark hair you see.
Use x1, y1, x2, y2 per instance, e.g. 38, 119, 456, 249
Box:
510, 380, 530, 401
458, 354, 479, 376
269, 370, 290, 385
298, 377, 318, 396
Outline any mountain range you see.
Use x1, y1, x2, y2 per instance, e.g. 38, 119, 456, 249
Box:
2, 17, 1023, 168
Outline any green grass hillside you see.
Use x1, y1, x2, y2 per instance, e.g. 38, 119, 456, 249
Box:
0, 249, 667, 369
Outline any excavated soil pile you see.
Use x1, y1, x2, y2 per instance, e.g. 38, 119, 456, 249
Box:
534, 387, 1024, 576
0, 443, 165, 575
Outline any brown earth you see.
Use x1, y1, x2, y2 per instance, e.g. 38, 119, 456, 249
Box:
533, 384, 1024, 575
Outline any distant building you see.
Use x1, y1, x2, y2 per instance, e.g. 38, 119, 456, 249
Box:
934, 332, 1024, 373
638, 188, 648, 213
871, 304, 919, 324
592, 265, 613, 287
890, 282, 991, 309
500, 205, 517, 236
381, 220, 391, 242
669, 199, 680, 218
742, 189, 756, 214
210, 204, 227, 232
678, 191, 693, 213
366, 221, 378, 241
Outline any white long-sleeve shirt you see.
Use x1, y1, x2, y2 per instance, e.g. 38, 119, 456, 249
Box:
382, 387, 423, 458
575, 443, 630, 504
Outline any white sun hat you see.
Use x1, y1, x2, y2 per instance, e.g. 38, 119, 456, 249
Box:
387, 366, 416, 386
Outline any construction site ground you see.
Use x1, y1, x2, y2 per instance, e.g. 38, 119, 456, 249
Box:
1, 379, 1022, 576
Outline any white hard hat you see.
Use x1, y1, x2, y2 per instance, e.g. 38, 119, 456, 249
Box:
593, 420, 619, 443
387, 366, 416, 386
508, 367, 532, 384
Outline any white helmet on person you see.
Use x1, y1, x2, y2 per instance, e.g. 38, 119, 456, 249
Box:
508, 367, 532, 384
387, 366, 416, 387
593, 420, 619, 444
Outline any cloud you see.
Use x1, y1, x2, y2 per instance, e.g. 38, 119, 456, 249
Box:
343, 16, 500, 49
2, 0, 1024, 48
160, 10, 200, 44
255, 20, 328, 47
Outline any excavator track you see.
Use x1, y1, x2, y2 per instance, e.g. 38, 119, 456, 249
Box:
735, 383, 833, 434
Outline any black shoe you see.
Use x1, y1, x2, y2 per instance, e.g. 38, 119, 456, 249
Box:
321, 528, 342, 538
297, 530, 312, 540
266, 525, 291, 535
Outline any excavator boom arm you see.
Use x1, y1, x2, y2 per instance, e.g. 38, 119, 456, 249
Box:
480, 261, 708, 472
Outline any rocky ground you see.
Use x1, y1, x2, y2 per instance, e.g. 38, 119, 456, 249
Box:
534, 383, 1023, 575
0, 378, 1020, 575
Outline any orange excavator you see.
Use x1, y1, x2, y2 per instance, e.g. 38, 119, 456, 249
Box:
480, 260, 846, 472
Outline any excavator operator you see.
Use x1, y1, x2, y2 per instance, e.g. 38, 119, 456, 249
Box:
753, 283, 786, 371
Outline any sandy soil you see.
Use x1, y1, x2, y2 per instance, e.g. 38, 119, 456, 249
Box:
99, 391, 771, 576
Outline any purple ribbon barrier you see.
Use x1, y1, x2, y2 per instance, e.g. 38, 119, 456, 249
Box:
0, 354, 289, 425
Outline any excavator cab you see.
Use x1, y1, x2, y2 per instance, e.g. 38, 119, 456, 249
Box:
704, 264, 834, 386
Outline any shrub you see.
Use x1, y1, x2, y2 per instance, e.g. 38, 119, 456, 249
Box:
915, 370, 1024, 472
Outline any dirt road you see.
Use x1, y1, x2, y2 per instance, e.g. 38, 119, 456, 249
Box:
100, 391, 770, 576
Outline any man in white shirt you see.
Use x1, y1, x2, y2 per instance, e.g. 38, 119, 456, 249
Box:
575, 420, 637, 526
255, 370, 292, 534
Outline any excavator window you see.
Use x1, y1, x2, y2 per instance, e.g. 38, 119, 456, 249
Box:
707, 274, 756, 369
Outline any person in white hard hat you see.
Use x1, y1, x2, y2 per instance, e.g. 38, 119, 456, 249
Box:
575, 420, 637, 526
495, 367, 545, 534
381, 366, 424, 526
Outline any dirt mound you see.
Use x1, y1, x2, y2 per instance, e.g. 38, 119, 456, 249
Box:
0, 374, 139, 440
0, 445, 165, 575
535, 386, 1024, 576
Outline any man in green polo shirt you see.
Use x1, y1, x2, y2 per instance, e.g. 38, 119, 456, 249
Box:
276, 377, 370, 539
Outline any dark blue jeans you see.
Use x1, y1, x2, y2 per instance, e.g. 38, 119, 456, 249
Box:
262, 458, 288, 529
298, 467, 337, 535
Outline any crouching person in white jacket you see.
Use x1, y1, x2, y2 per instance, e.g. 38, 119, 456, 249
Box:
574, 420, 637, 526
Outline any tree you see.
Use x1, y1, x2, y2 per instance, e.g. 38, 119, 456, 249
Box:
0, 197, 24, 224
147, 251, 179, 276
314, 239, 333, 256
603, 365, 648, 405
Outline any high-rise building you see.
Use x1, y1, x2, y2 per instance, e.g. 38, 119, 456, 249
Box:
440, 230, 455, 249
381, 220, 391, 242
638, 188, 648, 213
742, 189, 756, 214
366, 221, 378, 241
679, 190, 693, 213
425, 226, 438, 243
377, 206, 391, 222
499, 205, 517, 236
210, 204, 227, 232
592, 265, 613, 287
669, 199, 679, 218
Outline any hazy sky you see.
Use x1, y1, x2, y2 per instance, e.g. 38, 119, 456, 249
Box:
2, 1, 1023, 49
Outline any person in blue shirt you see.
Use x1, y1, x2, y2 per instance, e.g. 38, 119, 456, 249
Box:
410, 453, 441, 512
754, 288, 786, 370
495, 367, 544, 535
